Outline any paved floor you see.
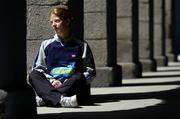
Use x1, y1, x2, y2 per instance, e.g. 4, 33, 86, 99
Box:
38, 62, 180, 119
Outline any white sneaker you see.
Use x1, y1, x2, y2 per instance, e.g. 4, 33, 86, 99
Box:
36, 96, 45, 106
60, 95, 78, 108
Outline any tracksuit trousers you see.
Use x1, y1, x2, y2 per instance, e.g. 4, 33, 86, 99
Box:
28, 70, 89, 107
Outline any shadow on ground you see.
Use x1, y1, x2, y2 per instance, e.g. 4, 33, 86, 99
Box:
39, 80, 180, 119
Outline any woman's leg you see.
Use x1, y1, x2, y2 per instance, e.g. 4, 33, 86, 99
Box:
28, 70, 61, 106
57, 72, 90, 104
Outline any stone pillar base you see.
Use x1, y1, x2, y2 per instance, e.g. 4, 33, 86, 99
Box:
167, 53, 176, 62
140, 59, 157, 72
92, 65, 122, 87
118, 62, 142, 79
155, 56, 168, 66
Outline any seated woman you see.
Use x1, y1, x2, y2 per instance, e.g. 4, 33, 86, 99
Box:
28, 6, 96, 108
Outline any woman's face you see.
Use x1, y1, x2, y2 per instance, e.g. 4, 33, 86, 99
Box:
50, 14, 70, 35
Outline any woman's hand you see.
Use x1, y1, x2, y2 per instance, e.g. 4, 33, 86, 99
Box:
52, 80, 62, 88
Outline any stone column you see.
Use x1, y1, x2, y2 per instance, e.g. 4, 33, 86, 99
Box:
173, 0, 180, 57
0, 1, 37, 118
139, 0, 156, 72
84, 0, 122, 86
26, 0, 55, 73
117, 0, 142, 78
68, 0, 83, 40
165, 0, 176, 61
154, 0, 168, 66
171, 0, 178, 61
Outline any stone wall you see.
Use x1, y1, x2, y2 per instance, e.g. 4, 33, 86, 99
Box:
27, 0, 55, 73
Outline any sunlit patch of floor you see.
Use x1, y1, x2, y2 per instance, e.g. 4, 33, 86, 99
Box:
37, 98, 163, 114
38, 84, 179, 114
91, 85, 180, 94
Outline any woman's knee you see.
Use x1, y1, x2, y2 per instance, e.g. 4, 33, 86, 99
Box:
28, 70, 45, 83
